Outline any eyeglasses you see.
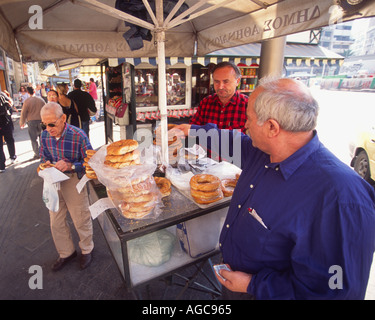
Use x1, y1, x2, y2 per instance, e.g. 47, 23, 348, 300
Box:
41, 117, 62, 130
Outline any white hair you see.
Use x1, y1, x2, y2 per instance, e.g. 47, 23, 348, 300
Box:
254, 77, 319, 132
40, 102, 64, 118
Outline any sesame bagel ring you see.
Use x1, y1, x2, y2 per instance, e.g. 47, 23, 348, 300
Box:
190, 188, 222, 199
154, 177, 171, 197
191, 193, 223, 205
107, 139, 138, 156
105, 149, 140, 163
220, 179, 237, 197
190, 174, 221, 192
123, 192, 155, 203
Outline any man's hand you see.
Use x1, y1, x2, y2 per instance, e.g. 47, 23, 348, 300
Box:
170, 124, 191, 137
54, 160, 73, 172
215, 266, 252, 293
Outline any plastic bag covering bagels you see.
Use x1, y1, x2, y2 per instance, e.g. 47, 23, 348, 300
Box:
87, 142, 162, 220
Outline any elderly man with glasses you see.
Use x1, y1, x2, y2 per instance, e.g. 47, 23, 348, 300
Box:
39, 102, 94, 271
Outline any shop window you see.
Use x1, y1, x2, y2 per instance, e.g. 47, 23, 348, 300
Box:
135, 67, 186, 108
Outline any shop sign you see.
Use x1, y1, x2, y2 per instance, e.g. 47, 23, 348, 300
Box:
201, 2, 327, 53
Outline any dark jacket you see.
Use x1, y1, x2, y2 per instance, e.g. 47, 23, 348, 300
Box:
68, 89, 96, 122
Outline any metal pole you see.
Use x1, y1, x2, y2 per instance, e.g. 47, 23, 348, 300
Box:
156, 30, 168, 165
155, 0, 169, 165
258, 36, 286, 80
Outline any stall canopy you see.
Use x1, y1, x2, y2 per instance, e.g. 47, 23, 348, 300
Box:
0, 0, 374, 63
0, 0, 374, 163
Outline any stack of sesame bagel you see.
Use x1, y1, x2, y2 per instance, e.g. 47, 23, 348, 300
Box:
104, 139, 140, 168
84, 149, 97, 179
104, 139, 160, 219
190, 174, 223, 204
107, 175, 159, 219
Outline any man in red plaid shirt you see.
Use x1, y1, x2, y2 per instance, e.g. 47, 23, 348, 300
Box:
190, 62, 248, 134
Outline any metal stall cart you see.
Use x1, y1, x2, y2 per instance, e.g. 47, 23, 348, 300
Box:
88, 180, 229, 296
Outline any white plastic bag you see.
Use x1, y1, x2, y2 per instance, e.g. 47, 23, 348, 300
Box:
203, 161, 242, 180
38, 167, 69, 212
128, 229, 176, 267
42, 180, 60, 212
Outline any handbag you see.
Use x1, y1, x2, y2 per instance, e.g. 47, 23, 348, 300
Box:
115, 103, 128, 118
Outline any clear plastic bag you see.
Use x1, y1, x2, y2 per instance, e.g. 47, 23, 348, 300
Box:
88, 144, 163, 219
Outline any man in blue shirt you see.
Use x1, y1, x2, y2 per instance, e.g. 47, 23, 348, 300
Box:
173, 77, 375, 299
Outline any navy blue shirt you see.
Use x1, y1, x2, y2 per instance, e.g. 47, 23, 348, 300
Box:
190, 123, 375, 300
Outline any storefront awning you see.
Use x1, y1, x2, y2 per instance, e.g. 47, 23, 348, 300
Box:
109, 43, 343, 68
208, 43, 344, 66
110, 56, 261, 68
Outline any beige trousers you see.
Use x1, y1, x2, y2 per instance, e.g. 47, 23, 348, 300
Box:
49, 173, 94, 258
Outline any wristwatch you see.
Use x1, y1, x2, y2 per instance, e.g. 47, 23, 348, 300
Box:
71, 163, 76, 171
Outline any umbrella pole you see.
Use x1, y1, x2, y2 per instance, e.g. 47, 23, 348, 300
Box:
156, 29, 169, 165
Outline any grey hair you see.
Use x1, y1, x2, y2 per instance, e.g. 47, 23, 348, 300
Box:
254, 77, 319, 132
40, 102, 64, 118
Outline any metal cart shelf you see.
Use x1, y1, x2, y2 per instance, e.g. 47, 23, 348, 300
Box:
88, 180, 229, 296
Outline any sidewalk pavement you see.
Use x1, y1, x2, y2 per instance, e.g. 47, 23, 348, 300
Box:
0, 116, 220, 300
1, 115, 375, 300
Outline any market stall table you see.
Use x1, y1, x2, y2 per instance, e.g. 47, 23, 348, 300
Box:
87, 179, 230, 297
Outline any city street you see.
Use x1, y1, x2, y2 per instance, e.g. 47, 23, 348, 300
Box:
312, 87, 375, 167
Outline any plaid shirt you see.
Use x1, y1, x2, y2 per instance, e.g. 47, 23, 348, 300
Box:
190, 91, 248, 133
40, 123, 92, 173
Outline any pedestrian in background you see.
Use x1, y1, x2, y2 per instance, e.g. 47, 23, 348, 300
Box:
18, 86, 29, 107
56, 84, 81, 128
47, 89, 59, 103
40, 83, 48, 102
88, 78, 98, 101
68, 79, 96, 139
20, 87, 45, 159
87, 78, 99, 122
0, 91, 17, 172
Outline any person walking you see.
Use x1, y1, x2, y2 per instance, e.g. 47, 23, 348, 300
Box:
40, 83, 48, 102
87, 78, 98, 101
0, 91, 17, 172
68, 79, 96, 138
56, 84, 81, 128
87, 78, 99, 122
39, 102, 94, 271
19, 87, 45, 159
18, 86, 30, 107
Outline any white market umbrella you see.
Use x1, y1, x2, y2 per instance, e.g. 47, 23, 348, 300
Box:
1, 0, 374, 162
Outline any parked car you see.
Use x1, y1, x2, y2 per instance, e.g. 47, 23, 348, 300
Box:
349, 126, 375, 184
